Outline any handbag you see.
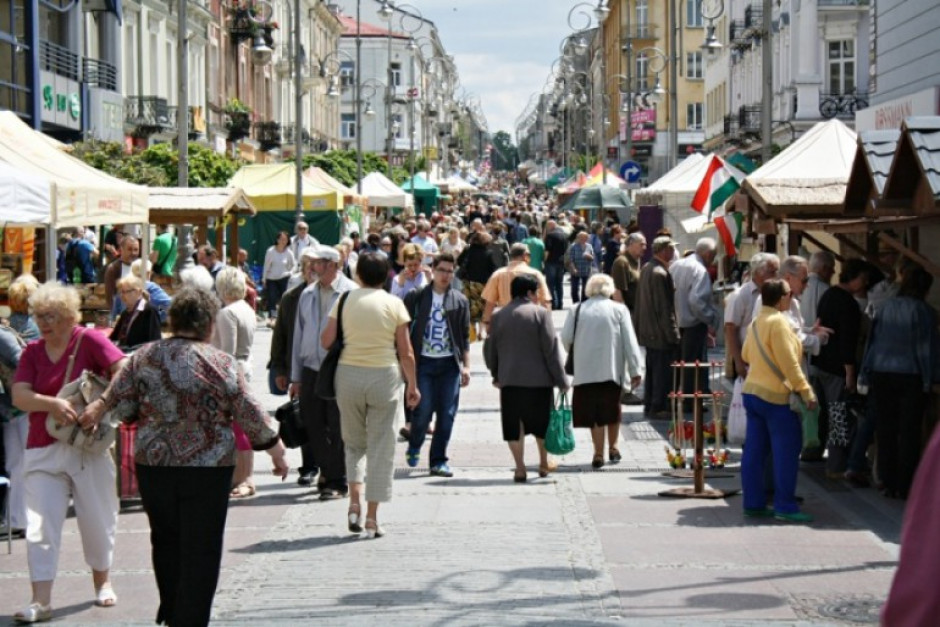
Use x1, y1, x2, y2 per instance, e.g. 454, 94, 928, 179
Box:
274, 398, 308, 448
545, 392, 576, 456
750, 320, 806, 412
314, 291, 350, 400
46, 331, 118, 456
727, 376, 747, 444
564, 303, 582, 376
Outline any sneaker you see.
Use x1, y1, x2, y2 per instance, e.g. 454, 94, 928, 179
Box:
297, 471, 318, 487
743, 507, 774, 518
429, 463, 453, 477
774, 511, 814, 523
406, 448, 420, 468
318, 488, 347, 501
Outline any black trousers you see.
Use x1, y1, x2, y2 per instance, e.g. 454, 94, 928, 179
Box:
679, 322, 710, 412
872, 372, 927, 497
300, 367, 347, 491
644, 345, 677, 414
137, 464, 234, 627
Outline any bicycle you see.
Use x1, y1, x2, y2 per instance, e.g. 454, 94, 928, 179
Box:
820, 92, 868, 119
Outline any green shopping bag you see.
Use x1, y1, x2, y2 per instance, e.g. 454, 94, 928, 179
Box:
801, 404, 821, 451
545, 392, 576, 456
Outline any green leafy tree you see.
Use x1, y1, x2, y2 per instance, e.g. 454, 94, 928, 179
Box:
70, 140, 169, 186
490, 131, 516, 171
70, 140, 241, 187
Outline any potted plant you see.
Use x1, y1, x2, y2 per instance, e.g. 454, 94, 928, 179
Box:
224, 98, 253, 142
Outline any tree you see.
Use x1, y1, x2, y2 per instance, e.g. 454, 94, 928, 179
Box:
70, 140, 169, 186
490, 131, 517, 172
70, 141, 242, 187
296, 150, 409, 186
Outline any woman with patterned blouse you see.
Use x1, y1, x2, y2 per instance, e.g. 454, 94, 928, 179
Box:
83, 287, 289, 627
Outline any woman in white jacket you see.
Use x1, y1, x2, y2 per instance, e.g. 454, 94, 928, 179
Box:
561, 274, 643, 470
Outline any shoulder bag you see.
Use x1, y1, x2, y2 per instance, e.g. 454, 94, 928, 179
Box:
564, 303, 582, 375
314, 291, 350, 400
46, 330, 118, 455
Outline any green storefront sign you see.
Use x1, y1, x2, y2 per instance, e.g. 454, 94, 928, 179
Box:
39, 71, 82, 130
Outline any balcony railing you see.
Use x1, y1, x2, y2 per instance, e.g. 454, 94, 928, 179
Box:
818, 0, 869, 6
819, 92, 869, 119
744, 3, 764, 30
621, 23, 658, 41
256, 121, 282, 151
729, 20, 753, 50
125, 96, 172, 137
738, 105, 761, 132
39, 40, 80, 81
82, 58, 118, 92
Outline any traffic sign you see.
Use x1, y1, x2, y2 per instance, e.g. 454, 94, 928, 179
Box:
620, 160, 642, 183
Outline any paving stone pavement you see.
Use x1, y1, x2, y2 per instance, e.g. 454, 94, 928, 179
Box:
0, 306, 906, 626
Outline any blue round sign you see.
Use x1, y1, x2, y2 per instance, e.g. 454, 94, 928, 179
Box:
620, 160, 642, 183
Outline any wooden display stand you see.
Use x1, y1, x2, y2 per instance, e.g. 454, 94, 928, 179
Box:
660, 360, 740, 499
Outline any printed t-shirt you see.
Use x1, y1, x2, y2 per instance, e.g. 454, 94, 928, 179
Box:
422, 291, 453, 358
332, 288, 410, 368
14, 326, 125, 448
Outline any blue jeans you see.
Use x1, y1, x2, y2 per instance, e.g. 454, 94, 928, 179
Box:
544, 263, 564, 310
741, 393, 802, 514
409, 357, 461, 467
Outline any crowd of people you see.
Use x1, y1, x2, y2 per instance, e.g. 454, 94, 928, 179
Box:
1, 177, 939, 624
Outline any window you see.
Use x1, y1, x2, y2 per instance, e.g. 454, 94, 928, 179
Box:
687, 102, 704, 129
636, 53, 649, 90
339, 61, 354, 88
341, 113, 356, 139
391, 62, 401, 87
828, 40, 855, 94
687, 52, 703, 79
687, 0, 703, 27
636, 0, 649, 34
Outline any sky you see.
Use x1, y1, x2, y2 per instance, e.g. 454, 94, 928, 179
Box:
414, 1, 587, 139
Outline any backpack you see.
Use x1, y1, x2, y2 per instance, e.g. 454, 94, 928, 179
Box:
64, 239, 81, 283
0, 323, 26, 397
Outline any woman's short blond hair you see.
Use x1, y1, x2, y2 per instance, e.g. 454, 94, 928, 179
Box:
116, 274, 145, 292
8, 274, 40, 313
130, 258, 152, 280
585, 273, 616, 299
400, 243, 423, 262
215, 266, 247, 302
29, 282, 82, 324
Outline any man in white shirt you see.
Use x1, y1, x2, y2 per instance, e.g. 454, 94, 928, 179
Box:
724, 252, 780, 379
411, 220, 440, 266
290, 221, 318, 262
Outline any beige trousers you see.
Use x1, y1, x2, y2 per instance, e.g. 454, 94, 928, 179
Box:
335, 364, 404, 503
23, 442, 118, 581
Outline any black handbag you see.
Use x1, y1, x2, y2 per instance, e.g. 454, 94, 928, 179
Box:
315, 291, 349, 400
564, 303, 582, 376
274, 398, 308, 448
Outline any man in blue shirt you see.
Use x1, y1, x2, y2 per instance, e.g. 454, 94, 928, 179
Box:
64, 227, 100, 284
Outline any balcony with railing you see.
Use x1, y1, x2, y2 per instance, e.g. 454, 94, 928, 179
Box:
621, 23, 658, 42
125, 96, 172, 137
744, 4, 764, 34
819, 92, 869, 119
39, 40, 80, 81
819, 0, 869, 6
82, 58, 118, 92
255, 121, 282, 151
738, 105, 761, 133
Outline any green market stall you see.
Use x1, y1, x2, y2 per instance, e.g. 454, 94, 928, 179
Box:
401, 174, 440, 216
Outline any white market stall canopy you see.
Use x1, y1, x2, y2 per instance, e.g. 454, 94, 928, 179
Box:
358, 171, 414, 209
445, 176, 478, 192
0, 161, 51, 224
0, 111, 148, 228
743, 118, 857, 217
635, 153, 716, 252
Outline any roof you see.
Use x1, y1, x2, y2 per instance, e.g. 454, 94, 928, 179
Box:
843, 129, 900, 215
148, 187, 256, 217
336, 13, 409, 39
743, 119, 857, 216
640, 153, 707, 193
359, 171, 413, 208
904, 116, 940, 198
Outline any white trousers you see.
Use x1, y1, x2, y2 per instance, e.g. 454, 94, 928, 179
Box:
24, 442, 118, 581
3, 415, 28, 529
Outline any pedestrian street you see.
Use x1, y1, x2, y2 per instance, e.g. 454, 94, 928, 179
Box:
0, 306, 904, 626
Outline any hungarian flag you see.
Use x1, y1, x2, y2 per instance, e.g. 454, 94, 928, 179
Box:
691, 156, 745, 217
714, 211, 744, 256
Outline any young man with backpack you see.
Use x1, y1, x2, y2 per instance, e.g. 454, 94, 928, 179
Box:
64, 227, 99, 284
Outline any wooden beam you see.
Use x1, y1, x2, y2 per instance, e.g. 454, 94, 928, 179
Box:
801, 232, 845, 263
834, 234, 869, 260
878, 232, 940, 278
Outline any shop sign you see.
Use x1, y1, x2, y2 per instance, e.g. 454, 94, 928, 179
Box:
87, 88, 124, 142
855, 86, 940, 132
619, 107, 657, 142
40, 71, 81, 131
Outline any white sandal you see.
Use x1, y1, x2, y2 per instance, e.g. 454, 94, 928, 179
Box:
14, 602, 52, 623
95, 585, 118, 607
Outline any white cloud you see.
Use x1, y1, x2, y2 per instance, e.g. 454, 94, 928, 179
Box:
453, 53, 549, 135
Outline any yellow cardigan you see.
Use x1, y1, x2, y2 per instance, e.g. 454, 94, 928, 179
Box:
741, 306, 816, 406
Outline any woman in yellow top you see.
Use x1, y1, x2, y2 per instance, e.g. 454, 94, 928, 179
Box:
321, 252, 420, 539
741, 279, 818, 523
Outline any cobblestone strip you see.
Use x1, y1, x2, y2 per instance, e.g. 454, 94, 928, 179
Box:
555, 474, 623, 620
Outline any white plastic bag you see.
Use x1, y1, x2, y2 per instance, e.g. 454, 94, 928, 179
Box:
727, 377, 747, 444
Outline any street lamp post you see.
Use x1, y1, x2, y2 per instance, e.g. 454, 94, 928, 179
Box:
568, 1, 609, 183
377, 0, 396, 178
293, 0, 303, 223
